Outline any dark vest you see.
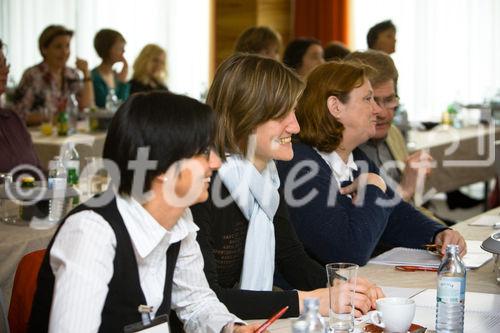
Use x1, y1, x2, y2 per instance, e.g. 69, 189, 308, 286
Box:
28, 197, 181, 332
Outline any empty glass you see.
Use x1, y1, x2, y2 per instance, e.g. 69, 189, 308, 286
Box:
0, 173, 16, 223
81, 157, 107, 197
326, 263, 359, 332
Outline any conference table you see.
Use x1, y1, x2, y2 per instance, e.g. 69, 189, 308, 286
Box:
249, 207, 500, 332
29, 121, 107, 170
407, 124, 500, 198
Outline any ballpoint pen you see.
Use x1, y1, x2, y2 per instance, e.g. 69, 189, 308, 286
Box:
255, 306, 289, 333
395, 265, 438, 272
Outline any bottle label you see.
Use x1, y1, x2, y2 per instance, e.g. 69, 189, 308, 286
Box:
437, 277, 465, 304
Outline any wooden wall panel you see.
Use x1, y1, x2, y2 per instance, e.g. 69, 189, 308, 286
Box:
213, 0, 292, 72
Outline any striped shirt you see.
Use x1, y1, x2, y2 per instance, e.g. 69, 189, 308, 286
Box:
48, 195, 240, 332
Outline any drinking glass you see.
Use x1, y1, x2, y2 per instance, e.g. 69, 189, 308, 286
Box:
0, 173, 16, 223
40, 107, 53, 136
81, 157, 107, 197
326, 263, 359, 332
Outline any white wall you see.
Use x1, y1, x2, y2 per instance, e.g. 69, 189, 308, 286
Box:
351, 0, 500, 121
0, 0, 209, 99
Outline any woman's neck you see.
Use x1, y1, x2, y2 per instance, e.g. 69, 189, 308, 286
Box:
142, 196, 185, 230
45, 61, 63, 76
99, 61, 114, 73
335, 139, 355, 163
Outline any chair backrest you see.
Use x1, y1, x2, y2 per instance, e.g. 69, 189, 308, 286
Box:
8, 249, 46, 333
1, 290, 10, 333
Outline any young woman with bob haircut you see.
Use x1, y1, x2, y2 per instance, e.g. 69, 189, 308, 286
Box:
276, 61, 466, 267
190, 53, 384, 320
29, 91, 260, 333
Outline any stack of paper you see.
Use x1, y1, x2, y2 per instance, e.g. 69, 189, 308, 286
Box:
369, 241, 492, 269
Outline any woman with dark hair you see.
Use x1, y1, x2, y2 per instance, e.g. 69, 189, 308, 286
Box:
234, 26, 282, 60
29, 92, 259, 332
283, 38, 324, 78
0, 39, 43, 174
276, 61, 466, 267
14, 25, 93, 125
91, 29, 130, 107
191, 53, 384, 320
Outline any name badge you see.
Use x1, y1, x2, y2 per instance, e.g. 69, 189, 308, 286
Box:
124, 314, 170, 333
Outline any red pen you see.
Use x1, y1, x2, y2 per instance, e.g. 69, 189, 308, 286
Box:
395, 265, 438, 272
255, 306, 289, 333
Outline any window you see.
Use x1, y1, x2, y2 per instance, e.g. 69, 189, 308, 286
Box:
0, 0, 210, 99
351, 0, 500, 121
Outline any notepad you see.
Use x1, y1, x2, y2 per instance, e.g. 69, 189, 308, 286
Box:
369, 241, 492, 269
469, 215, 500, 226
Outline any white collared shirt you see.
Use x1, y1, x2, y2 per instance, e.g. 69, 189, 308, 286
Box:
315, 149, 358, 188
48, 195, 240, 333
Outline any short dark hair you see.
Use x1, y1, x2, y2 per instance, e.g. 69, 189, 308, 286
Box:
38, 25, 73, 56
367, 20, 396, 49
103, 91, 215, 196
234, 26, 281, 54
283, 38, 321, 70
94, 29, 125, 60
324, 41, 350, 61
345, 49, 398, 88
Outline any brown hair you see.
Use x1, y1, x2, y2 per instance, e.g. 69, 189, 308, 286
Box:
38, 25, 73, 56
345, 49, 398, 88
234, 26, 282, 55
297, 60, 371, 152
207, 53, 303, 159
94, 29, 126, 60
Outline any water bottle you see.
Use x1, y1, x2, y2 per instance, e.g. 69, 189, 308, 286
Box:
66, 93, 79, 135
105, 88, 118, 112
435, 244, 466, 333
48, 157, 67, 222
292, 298, 326, 333
61, 142, 80, 186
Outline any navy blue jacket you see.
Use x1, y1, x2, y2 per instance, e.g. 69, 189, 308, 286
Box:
276, 142, 447, 266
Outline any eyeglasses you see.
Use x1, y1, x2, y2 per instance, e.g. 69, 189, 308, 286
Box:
200, 146, 213, 160
373, 95, 400, 109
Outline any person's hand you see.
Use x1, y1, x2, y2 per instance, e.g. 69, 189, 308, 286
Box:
434, 229, 467, 257
298, 288, 329, 316
354, 276, 385, 310
340, 172, 387, 201
116, 55, 128, 82
398, 150, 433, 201
232, 322, 267, 333
75, 58, 90, 79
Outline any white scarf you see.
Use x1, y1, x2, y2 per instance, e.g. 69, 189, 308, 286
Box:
218, 155, 280, 291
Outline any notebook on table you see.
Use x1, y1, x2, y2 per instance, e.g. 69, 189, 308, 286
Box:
369, 240, 492, 269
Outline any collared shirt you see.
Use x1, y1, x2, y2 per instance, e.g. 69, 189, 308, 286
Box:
359, 140, 402, 183
315, 148, 358, 188
48, 195, 240, 333
13, 62, 83, 119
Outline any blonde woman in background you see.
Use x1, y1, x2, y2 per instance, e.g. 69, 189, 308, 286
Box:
129, 44, 168, 94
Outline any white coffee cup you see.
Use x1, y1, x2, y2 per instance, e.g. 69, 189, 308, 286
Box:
368, 297, 416, 332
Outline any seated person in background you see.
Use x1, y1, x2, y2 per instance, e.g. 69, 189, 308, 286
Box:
29, 92, 259, 333
234, 26, 282, 60
276, 61, 466, 266
91, 29, 130, 107
324, 41, 351, 61
129, 44, 168, 94
0, 39, 43, 174
346, 50, 432, 203
191, 54, 384, 320
283, 38, 324, 78
13, 25, 93, 126
367, 20, 397, 54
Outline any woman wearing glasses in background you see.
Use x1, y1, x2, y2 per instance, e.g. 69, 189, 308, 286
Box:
276, 61, 466, 268
191, 53, 384, 320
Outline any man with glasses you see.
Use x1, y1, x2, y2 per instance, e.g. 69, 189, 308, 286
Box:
346, 50, 433, 204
